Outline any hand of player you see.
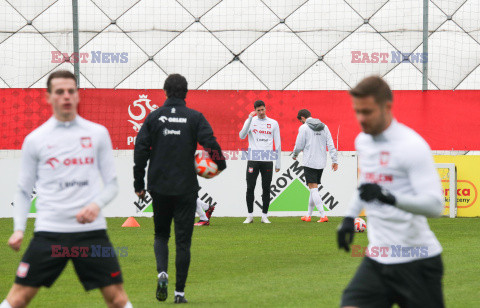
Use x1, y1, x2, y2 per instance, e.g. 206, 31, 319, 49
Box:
275, 168, 280, 172
136, 190, 146, 201
76, 203, 100, 224
337, 217, 355, 252
8, 230, 24, 251
358, 183, 396, 205
249, 111, 257, 118
332, 163, 338, 171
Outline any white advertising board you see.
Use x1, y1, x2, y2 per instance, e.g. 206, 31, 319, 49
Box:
0, 151, 357, 218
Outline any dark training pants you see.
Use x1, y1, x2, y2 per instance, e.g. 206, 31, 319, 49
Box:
150, 191, 197, 292
341, 255, 444, 308
246, 160, 273, 214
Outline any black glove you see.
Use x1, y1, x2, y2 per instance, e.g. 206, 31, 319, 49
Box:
359, 183, 396, 205
337, 217, 355, 252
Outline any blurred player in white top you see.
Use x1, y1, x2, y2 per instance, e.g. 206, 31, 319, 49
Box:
239, 100, 281, 224
337, 76, 444, 308
1, 71, 132, 308
292, 109, 338, 222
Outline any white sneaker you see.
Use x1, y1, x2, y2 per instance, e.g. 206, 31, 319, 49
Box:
261, 217, 271, 224
243, 216, 253, 224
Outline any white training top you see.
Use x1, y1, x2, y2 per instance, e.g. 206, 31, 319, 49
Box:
292, 118, 338, 169
346, 120, 444, 264
13, 116, 117, 233
239, 116, 281, 169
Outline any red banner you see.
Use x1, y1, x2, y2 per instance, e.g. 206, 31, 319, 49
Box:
1, 89, 479, 150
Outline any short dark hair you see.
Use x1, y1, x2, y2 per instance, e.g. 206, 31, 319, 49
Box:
164, 74, 188, 99
297, 109, 311, 120
47, 70, 77, 93
254, 100, 265, 109
349, 76, 393, 105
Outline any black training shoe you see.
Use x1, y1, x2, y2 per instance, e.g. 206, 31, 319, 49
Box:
156, 273, 168, 301
174, 295, 188, 304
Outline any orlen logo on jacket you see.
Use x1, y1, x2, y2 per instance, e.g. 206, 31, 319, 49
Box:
364, 172, 393, 183
46, 157, 94, 169
443, 180, 477, 208
46, 158, 60, 169
252, 129, 272, 135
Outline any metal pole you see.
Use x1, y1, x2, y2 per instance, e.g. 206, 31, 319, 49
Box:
422, 0, 428, 90
72, 0, 80, 87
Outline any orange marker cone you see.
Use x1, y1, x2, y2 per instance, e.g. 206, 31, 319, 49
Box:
122, 217, 140, 227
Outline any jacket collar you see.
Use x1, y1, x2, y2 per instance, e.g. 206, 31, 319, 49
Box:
50, 115, 81, 128
164, 97, 186, 106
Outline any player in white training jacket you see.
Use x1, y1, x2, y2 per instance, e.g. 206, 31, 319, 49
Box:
2, 71, 132, 308
239, 100, 281, 224
337, 76, 444, 308
292, 109, 338, 223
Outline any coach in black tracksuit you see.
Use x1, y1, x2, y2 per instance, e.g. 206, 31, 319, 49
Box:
133, 74, 226, 303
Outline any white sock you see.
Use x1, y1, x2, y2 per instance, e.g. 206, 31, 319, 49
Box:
158, 271, 168, 278
197, 199, 208, 220
196, 198, 209, 211
262, 213, 267, 219
0, 300, 12, 308
310, 188, 325, 218
248, 213, 253, 218
174, 291, 185, 297
124, 301, 133, 308
307, 193, 315, 217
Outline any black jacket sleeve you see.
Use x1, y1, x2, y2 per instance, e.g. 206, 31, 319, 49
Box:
196, 113, 227, 171
133, 113, 153, 191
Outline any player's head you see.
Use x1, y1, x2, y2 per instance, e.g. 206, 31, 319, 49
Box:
164, 74, 188, 99
350, 76, 393, 135
46, 70, 79, 122
297, 109, 311, 124
254, 100, 266, 119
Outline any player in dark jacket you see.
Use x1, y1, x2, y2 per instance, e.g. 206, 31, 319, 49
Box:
133, 74, 226, 304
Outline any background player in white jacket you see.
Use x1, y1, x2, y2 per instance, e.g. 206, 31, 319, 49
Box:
239, 100, 281, 224
292, 109, 338, 222
2, 71, 132, 308
337, 76, 444, 308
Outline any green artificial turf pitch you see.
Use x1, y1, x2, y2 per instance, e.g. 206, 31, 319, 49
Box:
1, 217, 479, 307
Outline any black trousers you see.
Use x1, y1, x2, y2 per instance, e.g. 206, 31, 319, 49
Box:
246, 160, 273, 214
341, 255, 444, 308
150, 191, 197, 292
